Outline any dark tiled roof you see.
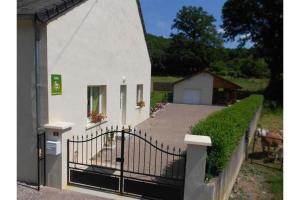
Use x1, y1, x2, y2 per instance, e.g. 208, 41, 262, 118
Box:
17, 0, 85, 22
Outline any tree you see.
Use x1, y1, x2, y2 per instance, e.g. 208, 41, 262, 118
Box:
168, 6, 223, 75
146, 34, 170, 75
222, 0, 283, 103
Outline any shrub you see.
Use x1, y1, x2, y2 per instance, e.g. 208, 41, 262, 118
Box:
191, 95, 263, 176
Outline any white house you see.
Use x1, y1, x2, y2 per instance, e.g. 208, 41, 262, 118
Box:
173, 71, 241, 105
17, 0, 151, 186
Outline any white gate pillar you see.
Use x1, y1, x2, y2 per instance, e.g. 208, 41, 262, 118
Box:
184, 134, 214, 200
44, 122, 73, 189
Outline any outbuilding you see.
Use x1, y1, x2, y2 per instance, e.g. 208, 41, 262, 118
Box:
173, 71, 242, 105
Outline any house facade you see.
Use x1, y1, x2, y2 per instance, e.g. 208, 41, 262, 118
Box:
17, 0, 151, 185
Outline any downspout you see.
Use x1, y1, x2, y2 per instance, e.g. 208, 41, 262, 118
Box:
33, 15, 43, 189
34, 15, 42, 134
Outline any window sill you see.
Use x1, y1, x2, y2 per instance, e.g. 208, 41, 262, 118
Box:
136, 106, 146, 109
86, 120, 108, 130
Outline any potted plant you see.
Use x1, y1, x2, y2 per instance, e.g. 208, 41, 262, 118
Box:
136, 100, 145, 108
90, 111, 106, 123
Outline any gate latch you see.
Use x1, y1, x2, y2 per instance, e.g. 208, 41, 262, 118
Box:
116, 157, 124, 162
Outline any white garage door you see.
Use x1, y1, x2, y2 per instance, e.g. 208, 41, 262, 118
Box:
183, 89, 201, 104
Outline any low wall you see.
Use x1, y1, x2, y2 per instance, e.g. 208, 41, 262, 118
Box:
206, 106, 262, 200
247, 106, 262, 146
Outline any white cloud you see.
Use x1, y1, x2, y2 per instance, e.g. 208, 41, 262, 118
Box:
217, 28, 225, 34
239, 33, 251, 40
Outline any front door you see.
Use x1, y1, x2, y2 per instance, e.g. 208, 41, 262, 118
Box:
120, 85, 127, 125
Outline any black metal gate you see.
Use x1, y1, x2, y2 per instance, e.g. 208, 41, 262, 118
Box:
67, 126, 186, 200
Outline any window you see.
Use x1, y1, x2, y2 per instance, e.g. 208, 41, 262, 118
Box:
136, 84, 143, 104
87, 86, 107, 122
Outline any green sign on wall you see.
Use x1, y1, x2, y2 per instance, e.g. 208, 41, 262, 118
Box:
51, 74, 62, 95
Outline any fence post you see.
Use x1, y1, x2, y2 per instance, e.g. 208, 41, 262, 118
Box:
37, 134, 40, 191
183, 134, 213, 200
120, 129, 125, 194
245, 127, 250, 161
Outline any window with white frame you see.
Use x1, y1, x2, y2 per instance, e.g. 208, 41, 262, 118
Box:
87, 86, 107, 123
136, 84, 143, 105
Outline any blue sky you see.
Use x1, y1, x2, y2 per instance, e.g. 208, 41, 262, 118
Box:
139, 0, 251, 48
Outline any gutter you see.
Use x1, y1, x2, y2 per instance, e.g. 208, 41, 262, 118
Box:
36, 0, 85, 23
33, 14, 47, 188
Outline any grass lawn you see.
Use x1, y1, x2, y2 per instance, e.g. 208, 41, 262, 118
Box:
230, 161, 283, 200
151, 76, 177, 108
262, 166, 283, 200
151, 76, 183, 83
258, 106, 283, 132
224, 76, 269, 92
150, 91, 171, 108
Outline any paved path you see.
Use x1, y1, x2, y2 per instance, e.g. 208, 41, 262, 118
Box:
136, 103, 224, 150
17, 183, 110, 200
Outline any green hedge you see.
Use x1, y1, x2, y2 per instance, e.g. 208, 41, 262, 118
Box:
191, 95, 263, 176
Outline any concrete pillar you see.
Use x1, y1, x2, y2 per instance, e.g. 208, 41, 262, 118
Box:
44, 122, 73, 189
184, 134, 213, 200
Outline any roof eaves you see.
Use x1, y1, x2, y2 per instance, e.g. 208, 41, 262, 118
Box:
136, 0, 152, 65
17, 14, 35, 20
35, 0, 85, 23
206, 71, 242, 89
172, 71, 205, 85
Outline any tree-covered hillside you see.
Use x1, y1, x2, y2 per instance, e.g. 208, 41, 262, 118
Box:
146, 33, 269, 78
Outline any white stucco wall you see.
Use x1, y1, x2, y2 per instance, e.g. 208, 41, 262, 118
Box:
173, 72, 213, 105
46, 0, 151, 136
17, 19, 38, 183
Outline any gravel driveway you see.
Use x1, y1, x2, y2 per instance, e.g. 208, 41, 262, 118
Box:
136, 103, 224, 150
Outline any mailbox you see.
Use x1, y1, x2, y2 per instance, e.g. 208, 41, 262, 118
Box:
46, 140, 61, 155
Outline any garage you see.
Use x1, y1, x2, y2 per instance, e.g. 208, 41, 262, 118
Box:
173, 71, 241, 105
